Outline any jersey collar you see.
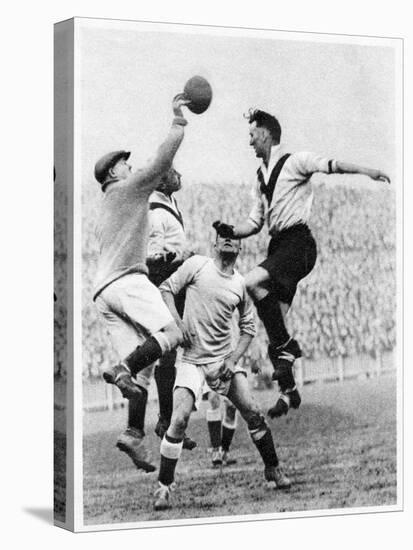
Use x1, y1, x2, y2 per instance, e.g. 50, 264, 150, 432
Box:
260, 144, 283, 183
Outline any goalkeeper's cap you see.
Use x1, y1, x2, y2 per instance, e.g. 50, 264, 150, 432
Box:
94, 150, 131, 185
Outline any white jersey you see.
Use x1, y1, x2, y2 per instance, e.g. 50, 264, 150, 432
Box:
160, 255, 256, 364
148, 190, 187, 262
248, 145, 337, 236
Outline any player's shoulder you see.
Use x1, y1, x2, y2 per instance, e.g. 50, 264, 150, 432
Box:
183, 254, 210, 269
290, 151, 316, 162
124, 168, 146, 187
288, 151, 322, 173
180, 254, 211, 281
148, 205, 169, 223
291, 150, 326, 163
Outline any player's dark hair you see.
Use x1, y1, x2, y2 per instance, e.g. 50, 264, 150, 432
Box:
246, 108, 282, 144
156, 167, 176, 193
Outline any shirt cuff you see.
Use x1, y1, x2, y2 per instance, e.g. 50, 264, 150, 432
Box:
173, 116, 188, 127
329, 159, 342, 174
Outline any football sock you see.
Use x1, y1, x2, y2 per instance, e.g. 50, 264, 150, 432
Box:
127, 386, 148, 433
249, 421, 279, 468
278, 372, 296, 392
154, 350, 177, 423
124, 336, 163, 377
206, 408, 222, 449
255, 292, 290, 347
159, 433, 183, 486
221, 426, 236, 452
222, 404, 237, 452
268, 345, 297, 391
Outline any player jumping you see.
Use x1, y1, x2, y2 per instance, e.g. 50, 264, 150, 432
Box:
94, 95, 190, 471
213, 109, 390, 418
116, 166, 196, 468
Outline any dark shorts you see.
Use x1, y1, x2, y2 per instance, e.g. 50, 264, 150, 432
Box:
259, 223, 317, 304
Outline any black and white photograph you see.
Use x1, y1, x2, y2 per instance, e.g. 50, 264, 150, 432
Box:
54, 16, 401, 531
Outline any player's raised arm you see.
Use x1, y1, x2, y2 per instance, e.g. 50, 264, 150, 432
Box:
331, 160, 391, 183
129, 94, 190, 192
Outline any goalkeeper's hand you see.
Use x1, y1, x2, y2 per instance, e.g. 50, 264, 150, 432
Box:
212, 220, 235, 238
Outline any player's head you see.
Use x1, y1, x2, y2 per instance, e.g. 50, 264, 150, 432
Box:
214, 233, 241, 259
156, 167, 182, 195
94, 150, 132, 190
246, 108, 282, 159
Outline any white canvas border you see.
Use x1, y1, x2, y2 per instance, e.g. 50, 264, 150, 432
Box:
71, 16, 404, 532
73, 19, 85, 531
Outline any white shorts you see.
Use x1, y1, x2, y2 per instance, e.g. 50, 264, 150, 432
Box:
174, 359, 247, 410
95, 273, 173, 389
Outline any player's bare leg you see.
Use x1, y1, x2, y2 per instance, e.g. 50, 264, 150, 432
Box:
221, 398, 238, 466
245, 268, 302, 418
245, 266, 272, 302
154, 351, 197, 451
154, 387, 195, 510
227, 373, 291, 489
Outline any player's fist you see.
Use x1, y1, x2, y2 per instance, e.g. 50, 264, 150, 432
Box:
368, 168, 391, 184
172, 93, 190, 118
220, 358, 236, 381
212, 220, 235, 238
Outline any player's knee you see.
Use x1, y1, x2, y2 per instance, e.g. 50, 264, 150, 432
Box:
224, 402, 237, 424
208, 392, 221, 410
245, 268, 270, 302
246, 279, 268, 304
172, 408, 190, 435
162, 321, 183, 349
247, 412, 265, 431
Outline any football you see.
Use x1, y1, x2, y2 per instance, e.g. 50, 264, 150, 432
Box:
183, 75, 213, 114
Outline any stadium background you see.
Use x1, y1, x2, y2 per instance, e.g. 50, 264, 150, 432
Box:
54, 171, 397, 524
54, 177, 396, 384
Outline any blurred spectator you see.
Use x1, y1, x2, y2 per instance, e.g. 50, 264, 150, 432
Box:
64, 179, 396, 378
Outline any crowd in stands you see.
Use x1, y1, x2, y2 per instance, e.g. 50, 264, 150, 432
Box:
54, 178, 396, 378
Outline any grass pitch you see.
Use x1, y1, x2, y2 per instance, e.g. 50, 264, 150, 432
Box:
82, 374, 397, 525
